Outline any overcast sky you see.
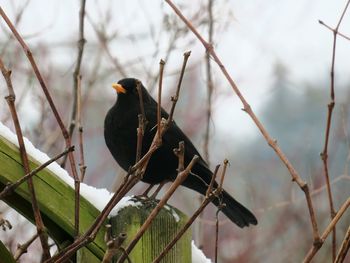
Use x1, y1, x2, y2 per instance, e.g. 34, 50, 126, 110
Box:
1, 0, 350, 139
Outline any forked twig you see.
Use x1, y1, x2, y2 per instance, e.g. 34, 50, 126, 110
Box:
303, 197, 350, 262
66, 0, 87, 146
13, 233, 39, 260
102, 225, 127, 263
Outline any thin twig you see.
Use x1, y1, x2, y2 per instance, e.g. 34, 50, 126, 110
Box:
319, 20, 350, 41
136, 114, 144, 163
334, 224, 350, 263
214, 208, 221, 263
77, 74, 87, 181
66, 0, 87, 146
117, 155, 199, 263
303, 197, 350, 263
0, 6, 81, 239
13, 233, 39, 260
102, 225, 127, 263
168, 51, 191, 121
173, 141, 185, 172
0, 57, 51, 259
136, 80, 147, 163
199, 0, 214, 247
204, 0, 214, 164
165, 0, 321, 245
157, 59, 166, 141
0, 146, 74, 199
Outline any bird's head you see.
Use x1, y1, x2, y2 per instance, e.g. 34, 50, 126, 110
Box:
112, 78, 152, 103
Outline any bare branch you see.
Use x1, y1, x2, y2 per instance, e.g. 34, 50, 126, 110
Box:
13, 233, 39, 260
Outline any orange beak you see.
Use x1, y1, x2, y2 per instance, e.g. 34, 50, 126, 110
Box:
112, 83, 127, 94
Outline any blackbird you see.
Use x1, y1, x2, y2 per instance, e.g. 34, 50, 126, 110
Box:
104, 78, 257, 228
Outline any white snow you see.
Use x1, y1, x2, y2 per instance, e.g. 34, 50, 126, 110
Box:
0, 121, 141, 216
1, 122, 160, 219
163, 204, 180, 222
192, 241, 212, 263
109, 195, 143, 216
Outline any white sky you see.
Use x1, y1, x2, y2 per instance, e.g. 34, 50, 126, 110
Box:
1, 0, 350, 139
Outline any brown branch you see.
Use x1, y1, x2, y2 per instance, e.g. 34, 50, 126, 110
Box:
165, 0, 321, 245
215, 161, 228, 263
303, 197, 350, 263
0, 146, 74, 199
66, 0, 87, 145
157, 59, 166, 141
135, 80, 147, 163
0, 6, 81, 239
136, 114, 144, 163
203, 0, 214, 164
319, 20, 350, 41
168, 51, 191, 121
118, 155, 199, 263
77, 75, 87, 181
13, 233, 39, 260
102, 225, 127, 263
0, 57, 51, 259
173, 141, 185, 172
334, 224, 350, 263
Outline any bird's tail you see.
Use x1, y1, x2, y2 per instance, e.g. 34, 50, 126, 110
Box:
211, 189, 257, 228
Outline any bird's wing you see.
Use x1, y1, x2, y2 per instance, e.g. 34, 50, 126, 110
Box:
144, 103, 209, 170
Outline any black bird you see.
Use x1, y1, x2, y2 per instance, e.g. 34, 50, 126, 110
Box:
104, 78, 257, 228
